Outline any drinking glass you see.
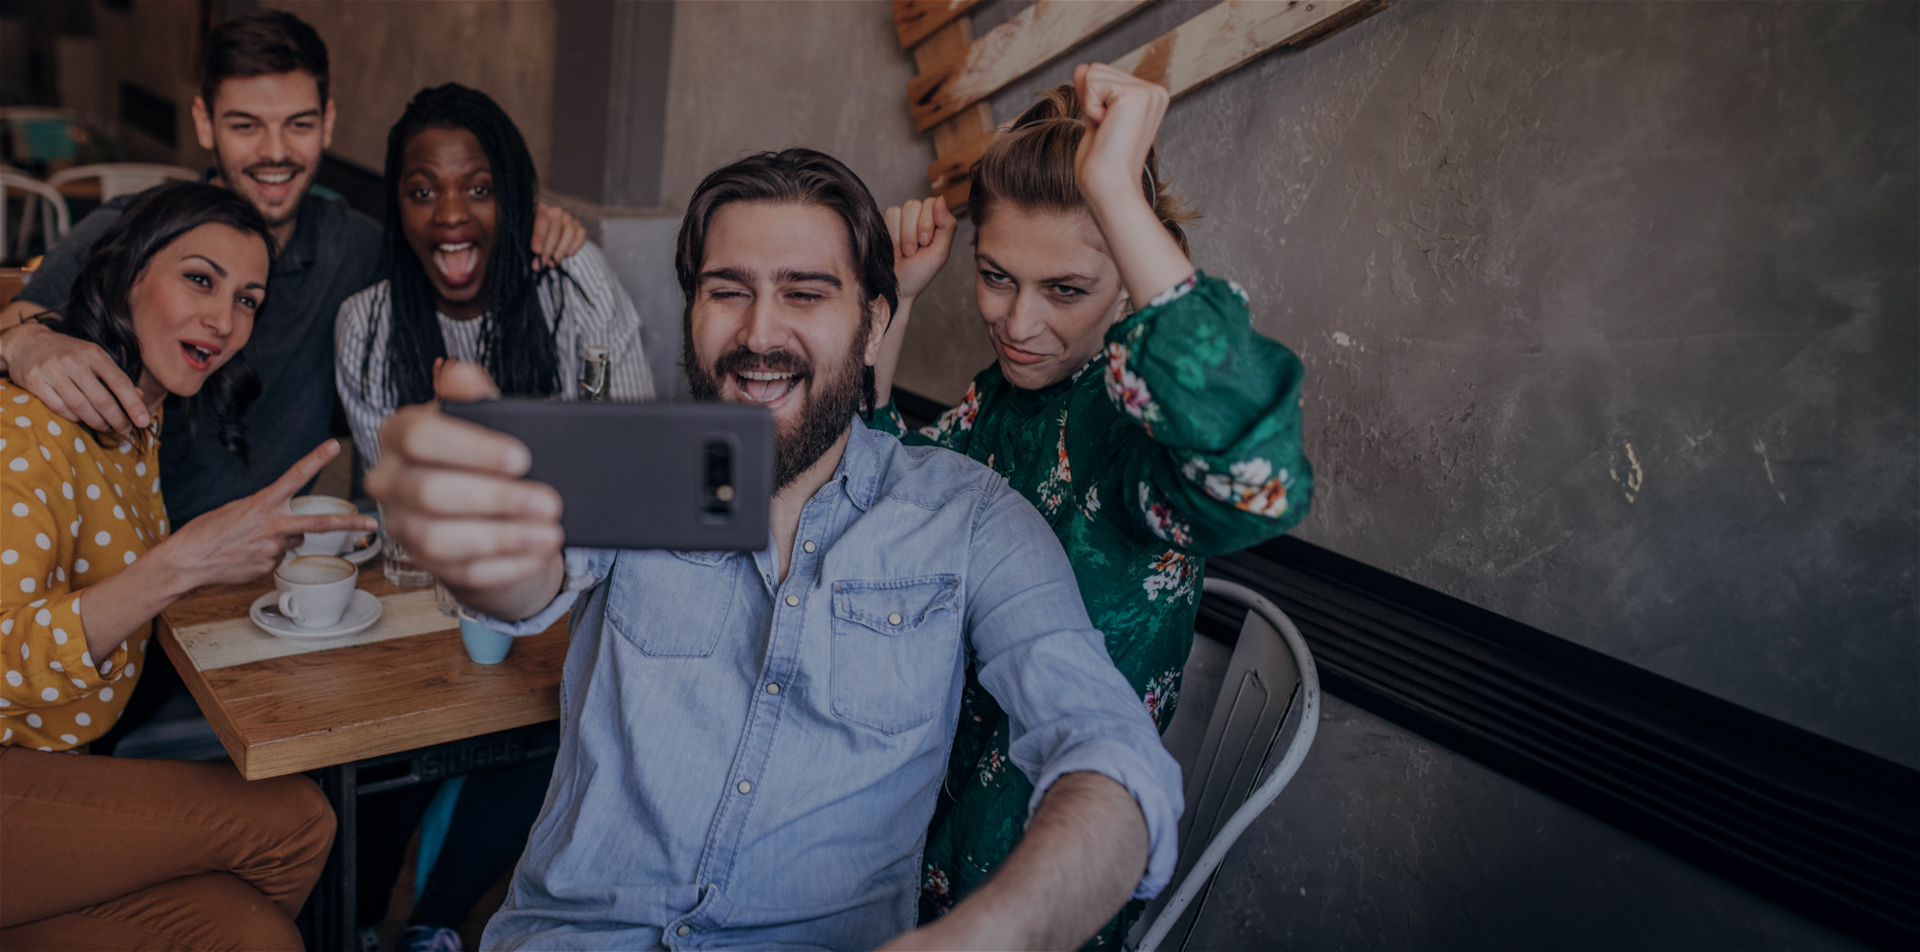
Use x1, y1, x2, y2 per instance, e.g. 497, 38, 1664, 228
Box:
377, 506, 433, 588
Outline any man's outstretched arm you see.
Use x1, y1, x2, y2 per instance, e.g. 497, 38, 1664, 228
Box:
888, 487, 1185, 950
884, 771, 1150, 951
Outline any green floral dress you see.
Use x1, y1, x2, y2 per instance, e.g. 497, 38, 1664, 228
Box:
874, 271, 1314, 946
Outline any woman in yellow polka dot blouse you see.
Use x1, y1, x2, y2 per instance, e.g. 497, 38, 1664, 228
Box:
0, 183, 374, 949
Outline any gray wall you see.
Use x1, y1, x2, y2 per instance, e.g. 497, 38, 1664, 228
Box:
873, 0, 1920, 769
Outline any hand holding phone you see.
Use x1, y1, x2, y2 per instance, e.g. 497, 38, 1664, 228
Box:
364, 363, 566, 620
441, 399, 773, 552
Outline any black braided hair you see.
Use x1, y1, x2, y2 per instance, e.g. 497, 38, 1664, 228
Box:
363, 83, 563, 411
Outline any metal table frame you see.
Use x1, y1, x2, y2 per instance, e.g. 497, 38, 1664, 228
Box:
297, 720, 561, 952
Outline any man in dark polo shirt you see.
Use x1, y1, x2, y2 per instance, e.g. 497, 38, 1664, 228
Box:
0, 9, 582, 526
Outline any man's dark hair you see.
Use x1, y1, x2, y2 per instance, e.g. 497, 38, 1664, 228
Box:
200, 9, 330, 107
360, 83, 566, 411
50, 181, 272, 461
674, 148, 898, 416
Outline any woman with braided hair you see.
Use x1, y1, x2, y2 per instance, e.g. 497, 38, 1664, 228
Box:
332, 83, 652, 952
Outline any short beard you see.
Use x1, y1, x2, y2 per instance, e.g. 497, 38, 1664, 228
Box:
685, 315, 872, 490
212, 148, 304, 230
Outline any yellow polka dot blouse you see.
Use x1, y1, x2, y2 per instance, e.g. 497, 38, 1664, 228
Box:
1, 378, 166, 750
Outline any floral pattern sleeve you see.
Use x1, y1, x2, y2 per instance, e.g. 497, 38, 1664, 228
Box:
1103, 271, 1314, 556
871, 380, 983, 455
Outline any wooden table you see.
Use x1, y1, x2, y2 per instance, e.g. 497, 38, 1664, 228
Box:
156, 563, 568, 949
157, 562, 567, 779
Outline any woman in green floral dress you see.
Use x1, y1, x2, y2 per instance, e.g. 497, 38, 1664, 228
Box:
871, 64, 1315, 946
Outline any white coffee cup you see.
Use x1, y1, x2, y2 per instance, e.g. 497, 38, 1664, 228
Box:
275, 555, 358, 629
291, 495, 359, 556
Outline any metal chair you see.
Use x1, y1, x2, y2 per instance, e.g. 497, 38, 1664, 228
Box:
0, 169, 70, 264
48, 162, 199, 201
1127, 577, 1322, 951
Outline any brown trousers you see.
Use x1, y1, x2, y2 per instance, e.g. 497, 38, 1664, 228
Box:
0, 748, 335, 951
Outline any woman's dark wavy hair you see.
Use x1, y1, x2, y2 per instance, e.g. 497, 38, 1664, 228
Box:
48, 181, 270, 460
363, 83, 563, 411
674, 148, 898, 417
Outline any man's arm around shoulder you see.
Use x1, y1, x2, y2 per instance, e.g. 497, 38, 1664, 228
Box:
1, 203, 150, 433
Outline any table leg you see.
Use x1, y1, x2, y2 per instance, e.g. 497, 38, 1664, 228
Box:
298, 763, 359, 952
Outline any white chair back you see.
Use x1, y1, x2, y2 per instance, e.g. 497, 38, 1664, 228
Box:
48, 162, 200, 201
0, 170, 71, 265
1126, 577, 1322, 952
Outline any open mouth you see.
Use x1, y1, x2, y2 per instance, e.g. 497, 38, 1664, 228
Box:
432, 241, 482, 289
731, 369, 804, 405
180, 340, 221, 372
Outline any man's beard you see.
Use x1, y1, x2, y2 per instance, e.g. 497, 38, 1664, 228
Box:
212, 149, 306, 229
685, 328, 870, 490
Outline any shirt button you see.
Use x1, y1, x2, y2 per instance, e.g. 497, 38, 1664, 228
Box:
888, 613, 903, 626
737, 780, 752, 794
677, 925, 691, 936
766, 682, 780, 695
785, 594, 800, 607
803, 540, 816, 553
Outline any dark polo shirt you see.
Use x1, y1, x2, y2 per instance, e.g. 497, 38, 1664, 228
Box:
17, 190, 383, 525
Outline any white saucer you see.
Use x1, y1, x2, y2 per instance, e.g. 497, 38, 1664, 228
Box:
343, 535, 383, 566
250, 590, 383, 640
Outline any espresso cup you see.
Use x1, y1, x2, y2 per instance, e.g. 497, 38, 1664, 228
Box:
458, 610, 513, 665
290, 495, 360, 556
275, 555, 358, 630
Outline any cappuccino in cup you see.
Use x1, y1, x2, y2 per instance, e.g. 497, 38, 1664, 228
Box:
291, 495, 360, 556
275, 555, 358, 629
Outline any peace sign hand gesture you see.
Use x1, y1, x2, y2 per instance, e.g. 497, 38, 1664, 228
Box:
157, 439, 376, 589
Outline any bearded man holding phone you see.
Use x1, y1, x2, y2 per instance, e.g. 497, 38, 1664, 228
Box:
369, 149, 1182, 951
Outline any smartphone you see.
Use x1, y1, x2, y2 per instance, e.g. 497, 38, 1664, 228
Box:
442, 399, 773, 551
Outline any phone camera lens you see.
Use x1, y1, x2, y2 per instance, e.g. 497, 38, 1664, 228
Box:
703, 441, 734, 520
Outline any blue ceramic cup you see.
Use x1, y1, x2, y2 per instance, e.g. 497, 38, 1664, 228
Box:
458, 610, 513, 665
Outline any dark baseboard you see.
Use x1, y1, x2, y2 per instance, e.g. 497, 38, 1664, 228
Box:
1199, 536, 1919, 951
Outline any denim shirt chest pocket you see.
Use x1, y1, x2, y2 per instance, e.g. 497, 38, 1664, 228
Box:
608, 549, 741, 658
830, 574, 963, 733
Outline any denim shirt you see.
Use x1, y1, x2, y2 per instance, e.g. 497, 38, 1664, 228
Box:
479, 419, 1183, 952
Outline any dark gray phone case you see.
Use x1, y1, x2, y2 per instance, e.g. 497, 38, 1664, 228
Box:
442, 399, 773, 552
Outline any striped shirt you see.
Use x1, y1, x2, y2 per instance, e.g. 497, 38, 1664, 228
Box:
334, 242, 654, 466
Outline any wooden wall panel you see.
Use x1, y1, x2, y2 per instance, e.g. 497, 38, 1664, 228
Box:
894, 0, 1387, 209
907, 0, 1156, 131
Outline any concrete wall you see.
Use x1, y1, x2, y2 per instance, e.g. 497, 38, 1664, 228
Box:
272, 0, 556, 176
844, 0, 1918, 770
1200, 0, 1918, 768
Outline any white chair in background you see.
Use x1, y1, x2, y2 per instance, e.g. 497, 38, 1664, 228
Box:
1, 169, 70, 264
1126, 577, 1323, 952
48, 162, 199, 201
